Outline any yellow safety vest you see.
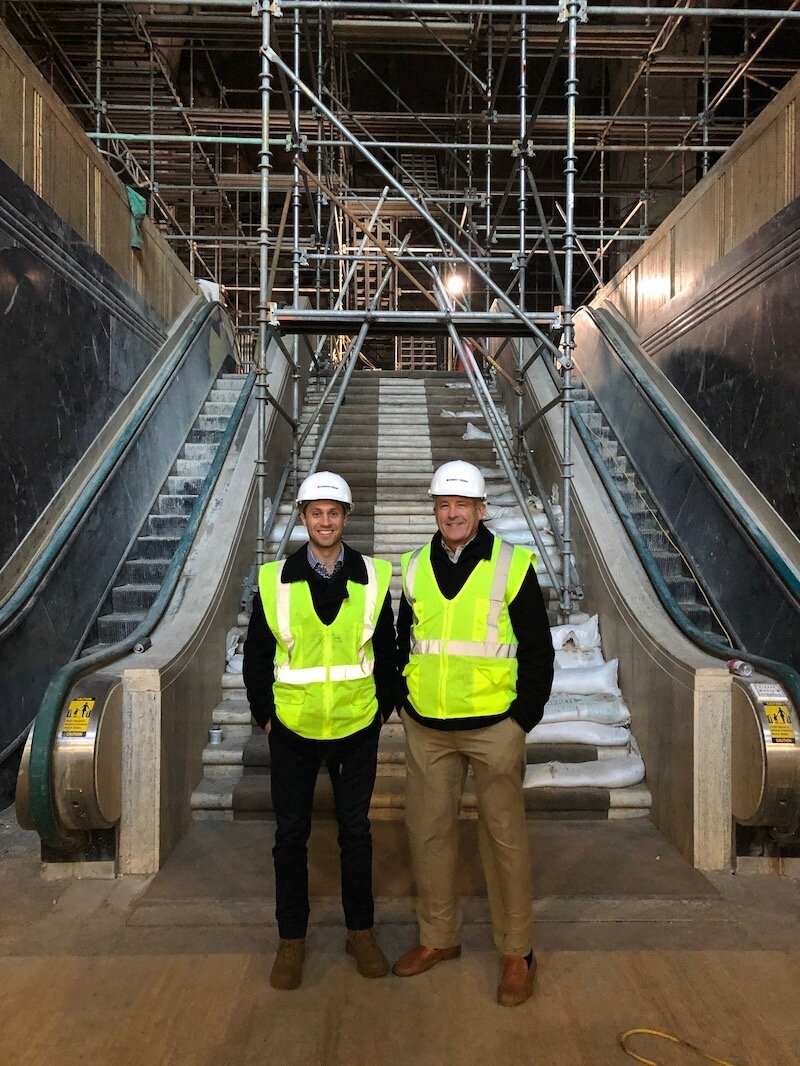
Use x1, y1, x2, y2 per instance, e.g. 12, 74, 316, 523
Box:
259, 555, 392, 740
401, 537, 535, 722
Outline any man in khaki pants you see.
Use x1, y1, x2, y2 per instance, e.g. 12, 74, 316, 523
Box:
393, 460, 554, 1006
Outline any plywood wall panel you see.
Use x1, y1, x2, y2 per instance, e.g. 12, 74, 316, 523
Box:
673, 184, 720, 297
725, 114, 787, 254
594, 71, 800, 332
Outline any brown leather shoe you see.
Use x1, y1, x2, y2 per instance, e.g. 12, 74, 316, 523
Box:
497, 952, 537, 1006
392, 943, 461, 977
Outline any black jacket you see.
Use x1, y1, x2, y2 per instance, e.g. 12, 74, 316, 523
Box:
397, 522, 554, 733
243, 542, 398, 754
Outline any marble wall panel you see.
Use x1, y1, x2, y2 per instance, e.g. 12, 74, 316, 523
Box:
0, 159, 166, 570
639, 196, 800, 541
574, 306, 800, 670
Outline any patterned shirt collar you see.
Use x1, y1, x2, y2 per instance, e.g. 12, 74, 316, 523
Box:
306, 542, 345, 579
441, 530, 478, 564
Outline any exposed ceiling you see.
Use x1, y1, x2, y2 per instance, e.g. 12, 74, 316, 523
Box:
4, 1, 800, 362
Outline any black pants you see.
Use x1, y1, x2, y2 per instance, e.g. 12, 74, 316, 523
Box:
268, 724, 380, 939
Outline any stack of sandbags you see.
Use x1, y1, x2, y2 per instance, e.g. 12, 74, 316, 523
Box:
524, 615, 646, 789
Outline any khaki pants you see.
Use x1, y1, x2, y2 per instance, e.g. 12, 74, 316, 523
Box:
402, 711, 532, 957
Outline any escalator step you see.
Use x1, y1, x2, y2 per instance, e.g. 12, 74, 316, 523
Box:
96, 613, 143, 643
112, 583, 160, 613
174, 459, 211, 477
183, 443, 216, 462
148, 513, 189, 537
156, 493, 198, 516
121, 558, 170, 584
166, 475, 205, 495
187, 428, 225, 444
134, 535, 181, 559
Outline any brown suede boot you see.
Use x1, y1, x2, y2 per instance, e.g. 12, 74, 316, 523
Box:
345, 928, 390, 978
270, 938, 305, 990
497, 953, 537, 1006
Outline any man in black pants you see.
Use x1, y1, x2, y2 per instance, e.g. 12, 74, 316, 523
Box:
243, 471, 397, 990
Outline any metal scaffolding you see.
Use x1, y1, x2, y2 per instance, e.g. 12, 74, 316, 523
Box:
6, 0, 800, 611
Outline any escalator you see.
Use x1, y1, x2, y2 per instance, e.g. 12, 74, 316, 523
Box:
0, 294, 243, 810
506, 305, 800, 861
12, 311, 310, 868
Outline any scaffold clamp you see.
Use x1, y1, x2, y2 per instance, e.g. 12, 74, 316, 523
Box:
558, 0, 588, 24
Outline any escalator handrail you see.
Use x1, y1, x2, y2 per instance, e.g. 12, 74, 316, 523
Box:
28, 371, 256, 852
563, 377, 800, 717
0, 297, 219, 641
583, 305, 800, 607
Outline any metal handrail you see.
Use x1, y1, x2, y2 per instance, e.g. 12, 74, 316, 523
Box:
28, 372, 256, 852
0, 298, 218, 641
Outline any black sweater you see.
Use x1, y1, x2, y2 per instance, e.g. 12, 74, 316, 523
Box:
397, 522, 554, 733
242, 542, 398, 753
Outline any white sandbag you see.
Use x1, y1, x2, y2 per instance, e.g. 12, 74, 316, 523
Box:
441, 408, 484, 419
225, 629, 240, 662
550, 614, 601, 651
486, 512, 550, 531
269, 520, 309, 544
523, 755, 645, 789
526, 720, 630, 746
540, 694, 631, 726
555, 646, 605, 669
463, 422, 491, 440
550, 658, 620, 696
495, 534, 559, 559
226, 653, 244, 674
444, 381, 472, 389
489, 491, 524, 506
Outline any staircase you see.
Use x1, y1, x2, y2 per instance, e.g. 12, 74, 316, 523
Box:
191, 371, 651, 822
83, 373, 248, 652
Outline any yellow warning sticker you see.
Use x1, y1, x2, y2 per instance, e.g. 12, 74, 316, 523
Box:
764, 703, 796, 745
62, 698, 95, 738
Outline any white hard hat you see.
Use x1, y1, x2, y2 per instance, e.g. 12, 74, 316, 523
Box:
296, 470, 353, 511
428, 460, 486, 499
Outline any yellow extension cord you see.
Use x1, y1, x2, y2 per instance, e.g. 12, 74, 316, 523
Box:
620, 1028, 735, 1066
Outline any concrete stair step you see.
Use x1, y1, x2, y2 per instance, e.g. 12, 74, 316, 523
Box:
190, 772, 651, 820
